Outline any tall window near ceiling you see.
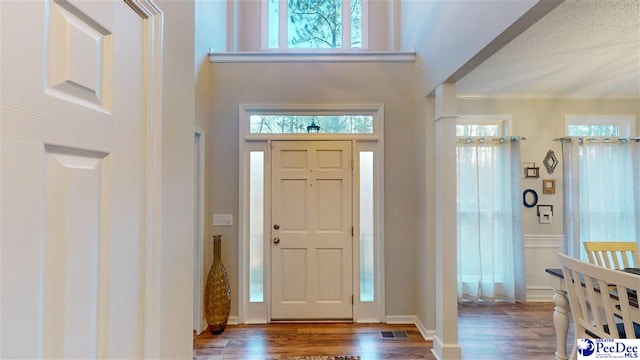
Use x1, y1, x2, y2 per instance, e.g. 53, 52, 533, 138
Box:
456, 117, 525, 303
562, 115, 639, 260
266, 0, 364, 49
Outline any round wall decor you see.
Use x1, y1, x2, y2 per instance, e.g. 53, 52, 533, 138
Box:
523, 189, 538, 208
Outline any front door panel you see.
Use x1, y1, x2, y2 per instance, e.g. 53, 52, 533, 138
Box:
271, 141, 353, 320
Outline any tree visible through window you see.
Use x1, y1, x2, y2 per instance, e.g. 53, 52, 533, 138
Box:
268, 0, 362, 49
567, 125, 619, 136
249, 114, 373, 134
456, 124, 500, 137
565, 115, 634, 138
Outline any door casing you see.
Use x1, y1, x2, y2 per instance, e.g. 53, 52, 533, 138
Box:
237, 104, 386, 324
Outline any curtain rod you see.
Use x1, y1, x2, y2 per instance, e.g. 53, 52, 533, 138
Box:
554, 137, 640, 142
457, 136, 526, 141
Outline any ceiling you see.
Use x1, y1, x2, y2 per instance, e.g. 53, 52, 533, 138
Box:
456, 0, 640, 99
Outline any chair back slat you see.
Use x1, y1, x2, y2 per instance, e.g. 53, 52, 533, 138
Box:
583, 241, 639, 269
558, 253, 639, 350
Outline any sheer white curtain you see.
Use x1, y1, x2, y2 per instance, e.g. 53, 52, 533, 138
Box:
456, 137, 525, 303
562, 138, 640, 260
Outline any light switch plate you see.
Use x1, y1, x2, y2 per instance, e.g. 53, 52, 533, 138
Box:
213, 214, 233, 226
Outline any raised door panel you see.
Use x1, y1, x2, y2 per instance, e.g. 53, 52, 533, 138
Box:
43, 146, 110, 359
271, 141, 352, 320
1, 1, 146, 358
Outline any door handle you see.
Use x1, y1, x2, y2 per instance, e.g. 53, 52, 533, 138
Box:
273, 237, 280, 244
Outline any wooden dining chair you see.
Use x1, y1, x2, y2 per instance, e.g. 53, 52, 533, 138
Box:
583, 241, 639, 270
558, 253, 640, 359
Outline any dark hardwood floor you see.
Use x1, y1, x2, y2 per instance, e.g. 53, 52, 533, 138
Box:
195, 302, 574, 359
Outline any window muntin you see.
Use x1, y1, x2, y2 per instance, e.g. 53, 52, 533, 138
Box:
249, 114, 373, 134
267, 0, 363, 49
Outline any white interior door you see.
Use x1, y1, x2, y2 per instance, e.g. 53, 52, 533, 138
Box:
1, 1, 148, 358
271, 141, 353, 320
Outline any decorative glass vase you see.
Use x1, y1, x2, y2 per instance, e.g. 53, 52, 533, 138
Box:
204, 235, 231, 335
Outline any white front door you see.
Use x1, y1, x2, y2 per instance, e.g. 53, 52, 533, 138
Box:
1, 1, 149, 358
270, 141, 353, 320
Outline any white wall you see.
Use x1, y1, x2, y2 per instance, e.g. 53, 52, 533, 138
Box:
195, 0, 219, 333
415, 92, 436, 334
401, 0, 538, 96
458, 97, 640, 300
157, 1, 196, 357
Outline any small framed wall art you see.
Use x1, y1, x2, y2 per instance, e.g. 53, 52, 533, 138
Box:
537, 205, 553, 224
524, 163, 540, 178
542, 179, 556, 194
543, 150, 558, 174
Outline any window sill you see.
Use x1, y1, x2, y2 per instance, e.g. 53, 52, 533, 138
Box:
209, 50, 416, 63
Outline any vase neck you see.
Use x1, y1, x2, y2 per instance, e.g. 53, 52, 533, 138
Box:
213, 235, 222, 262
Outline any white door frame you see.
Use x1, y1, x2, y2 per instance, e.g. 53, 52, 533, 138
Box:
237, 104, 385, 324
193, 128, 206, 332
130, 2, 165, 357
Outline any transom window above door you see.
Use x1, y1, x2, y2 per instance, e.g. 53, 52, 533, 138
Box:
265, 0, 365, 49
250, 114, 373, 134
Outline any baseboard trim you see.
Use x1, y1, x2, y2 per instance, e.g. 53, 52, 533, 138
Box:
226, 314, 437, 340
227, 316, 239, 325
526, 287, 555, 302
385, 315, 435, 340
431, 334, 462, 360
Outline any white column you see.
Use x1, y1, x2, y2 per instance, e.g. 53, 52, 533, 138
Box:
432, 83, 461, 360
